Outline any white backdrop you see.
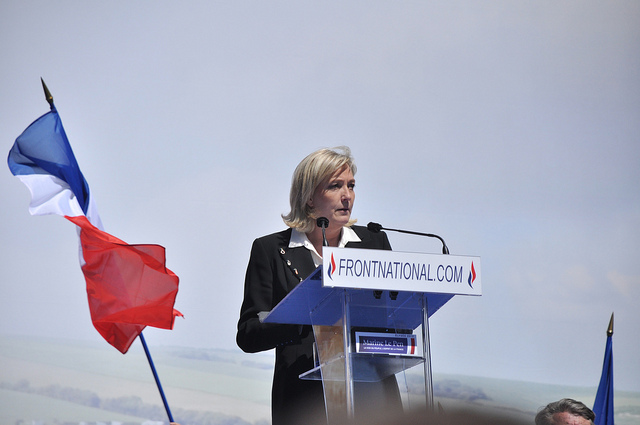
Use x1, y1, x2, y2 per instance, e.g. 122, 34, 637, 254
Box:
1, 1, 638, 391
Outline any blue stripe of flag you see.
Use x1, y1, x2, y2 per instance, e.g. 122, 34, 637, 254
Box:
8, 106, 90, 215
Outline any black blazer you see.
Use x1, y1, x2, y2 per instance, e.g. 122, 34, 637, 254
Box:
237, 225, 398, 425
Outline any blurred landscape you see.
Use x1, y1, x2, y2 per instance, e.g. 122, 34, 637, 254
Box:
1, 334, 638, 425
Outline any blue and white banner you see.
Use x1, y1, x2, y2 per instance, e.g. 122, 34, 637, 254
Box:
355, 332, 418, 356
322, 247, 481, 295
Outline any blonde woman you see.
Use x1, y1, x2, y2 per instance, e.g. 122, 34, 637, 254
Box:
237, 146, 401, 425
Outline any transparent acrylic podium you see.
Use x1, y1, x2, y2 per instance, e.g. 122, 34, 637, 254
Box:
259, 248, 481, 423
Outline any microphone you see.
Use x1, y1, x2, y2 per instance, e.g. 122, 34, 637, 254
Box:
367, 222, 450, 254
317, 217, 329, 247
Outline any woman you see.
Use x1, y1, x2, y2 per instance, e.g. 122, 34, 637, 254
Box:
236, 146, 401, 425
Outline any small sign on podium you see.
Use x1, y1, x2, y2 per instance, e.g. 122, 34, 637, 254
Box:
355, 332, 418, 356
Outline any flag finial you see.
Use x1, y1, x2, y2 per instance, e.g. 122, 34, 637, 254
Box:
40, 78, 54, 106
607, 312, 614, 337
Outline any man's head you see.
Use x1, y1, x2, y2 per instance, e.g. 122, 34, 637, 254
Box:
535, 398, 595, 425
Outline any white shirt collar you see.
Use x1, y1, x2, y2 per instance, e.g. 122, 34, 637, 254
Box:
289, 226, 361, 266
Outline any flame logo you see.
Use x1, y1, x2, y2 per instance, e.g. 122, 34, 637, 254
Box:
467, 262, 476, 288
327, 252, 337, 280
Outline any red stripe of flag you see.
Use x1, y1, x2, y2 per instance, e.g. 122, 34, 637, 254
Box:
67, 215, 182, 353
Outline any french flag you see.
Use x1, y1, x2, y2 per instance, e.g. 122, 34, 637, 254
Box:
8, 84, 181, 354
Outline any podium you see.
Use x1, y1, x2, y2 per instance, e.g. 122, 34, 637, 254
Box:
260, 247, 481, 423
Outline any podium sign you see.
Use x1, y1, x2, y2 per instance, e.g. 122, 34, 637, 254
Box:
355, 331, 418, 356
322, 247, 481, 296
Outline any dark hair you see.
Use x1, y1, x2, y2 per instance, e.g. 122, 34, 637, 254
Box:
535, 398, 595, 425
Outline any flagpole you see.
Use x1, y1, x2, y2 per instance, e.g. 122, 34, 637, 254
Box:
592, 312, 614, 425
140, 331, 175, 423
40, 78, 54, 106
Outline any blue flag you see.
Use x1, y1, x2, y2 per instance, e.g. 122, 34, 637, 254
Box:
592, 315, 614, 425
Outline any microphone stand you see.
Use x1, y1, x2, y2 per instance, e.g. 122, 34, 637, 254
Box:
317, 217, 329, 247
367, 222, 450, 254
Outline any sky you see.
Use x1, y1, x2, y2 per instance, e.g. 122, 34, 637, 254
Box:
1, 1, 639, 394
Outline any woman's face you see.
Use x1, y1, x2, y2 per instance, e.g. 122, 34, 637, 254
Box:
308, 165, 356, 229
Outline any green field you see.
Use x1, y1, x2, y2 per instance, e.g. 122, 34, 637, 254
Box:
0, 335, 273, 424
1, 334, 638, 425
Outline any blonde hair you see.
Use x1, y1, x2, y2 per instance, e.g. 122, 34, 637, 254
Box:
282, 146, 357, 233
